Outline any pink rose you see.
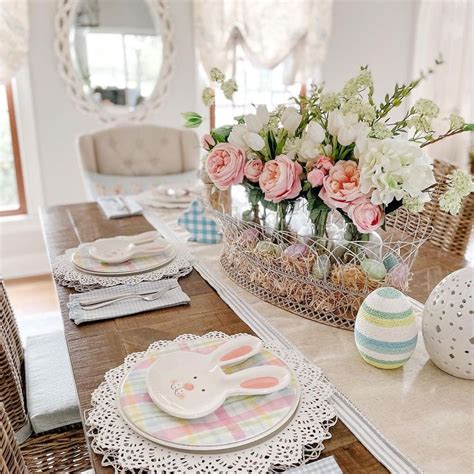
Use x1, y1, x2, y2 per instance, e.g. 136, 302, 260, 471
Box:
348, 198, 384, 233
307, 168, 325, 187
319, 160, 363, 210
259, 154, 303, 203
314, 155, 334, 172
206, 143, 246, 190
307, 155, 334, 188
201, 134, 215, 151
244, 158, 264, 183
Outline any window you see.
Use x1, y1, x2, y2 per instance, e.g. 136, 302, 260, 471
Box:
215, 45, 301, 126
0, 82, 26, 217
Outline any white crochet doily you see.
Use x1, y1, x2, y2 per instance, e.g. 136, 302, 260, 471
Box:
85, 332, 337, 473
52, 247, 193, 292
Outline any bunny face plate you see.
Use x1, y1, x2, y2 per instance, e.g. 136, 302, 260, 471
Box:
118, 336, 300, 452
146, 335, 291, 419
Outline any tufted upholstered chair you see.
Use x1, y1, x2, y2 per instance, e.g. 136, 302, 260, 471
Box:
77, 124, 201, 199
77, 124, 200, 176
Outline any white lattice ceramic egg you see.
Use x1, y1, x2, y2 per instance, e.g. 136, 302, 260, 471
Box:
422, 268, 473, 380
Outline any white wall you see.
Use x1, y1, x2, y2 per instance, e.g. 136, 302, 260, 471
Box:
1, 0, 419, 278
28, 0, 198, 207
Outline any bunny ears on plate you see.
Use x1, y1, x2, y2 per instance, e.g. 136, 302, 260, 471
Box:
146, 335, 292, 419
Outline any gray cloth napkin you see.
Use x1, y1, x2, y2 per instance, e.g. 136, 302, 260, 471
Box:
286, 456, 342, 474
68, 280, 189, 325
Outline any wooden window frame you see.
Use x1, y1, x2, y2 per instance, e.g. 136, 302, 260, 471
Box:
0, 82, 27, 217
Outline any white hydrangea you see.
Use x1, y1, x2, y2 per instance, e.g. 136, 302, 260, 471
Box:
355, 138, 436, 206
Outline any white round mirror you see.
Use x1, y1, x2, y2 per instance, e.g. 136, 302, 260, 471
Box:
55, 0, 174, 123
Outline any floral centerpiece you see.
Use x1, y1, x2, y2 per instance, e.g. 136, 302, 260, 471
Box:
182, 63, 473, 329
185, 62, 472, 238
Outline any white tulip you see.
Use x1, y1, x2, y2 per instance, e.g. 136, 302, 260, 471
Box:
245, 104, 270, 133
307, 121, 325, 143
281, 107, 302, 135
327, 110, 345, 136
228, 124, 248, 148
243, 132, 265, 151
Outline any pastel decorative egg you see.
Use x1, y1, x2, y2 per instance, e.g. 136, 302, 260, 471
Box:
238, 228, 260, 247
387, 263, 410, 289
422, 268, 473, 380
355, 287, 417, 369
256, 241, 282, 257
283, 243, 308, 259
361, 259, 387, 281
383, 252, 399, 271
312, 255, 331, 280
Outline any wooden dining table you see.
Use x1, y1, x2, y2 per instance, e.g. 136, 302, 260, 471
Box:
40, 203, 470, 473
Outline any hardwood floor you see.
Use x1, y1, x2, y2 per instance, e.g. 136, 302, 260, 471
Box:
4, 274, 59, 316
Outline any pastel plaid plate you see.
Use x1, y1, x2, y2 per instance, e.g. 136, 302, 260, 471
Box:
71, 242, 176, 276
118, 338, 300, 452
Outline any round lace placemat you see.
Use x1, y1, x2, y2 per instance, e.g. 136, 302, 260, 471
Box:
86, 332, 337, 473
52, 246, 193, 292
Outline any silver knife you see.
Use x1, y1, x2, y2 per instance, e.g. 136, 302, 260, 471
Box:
79, 287, 170, 306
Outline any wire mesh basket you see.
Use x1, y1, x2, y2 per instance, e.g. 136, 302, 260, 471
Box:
213, 206, 433, 330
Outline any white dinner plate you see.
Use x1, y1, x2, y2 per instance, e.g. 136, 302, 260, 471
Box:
70, 242, 176, 276
117, 338, 300, 453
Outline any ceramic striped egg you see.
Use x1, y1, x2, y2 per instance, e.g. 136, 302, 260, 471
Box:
354, 287, 417, 369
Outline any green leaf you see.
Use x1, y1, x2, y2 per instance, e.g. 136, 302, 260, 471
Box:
267, 130, 277, 159
211, 125, 233, 143
182, 112, 203, 128
233, 115, 245, 124
463, 123, 474, 132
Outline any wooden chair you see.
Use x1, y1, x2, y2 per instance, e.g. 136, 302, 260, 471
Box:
386, 159, 473, 256
0, 281, 90, 472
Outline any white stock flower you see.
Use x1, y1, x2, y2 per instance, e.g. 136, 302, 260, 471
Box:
281, 107, 302, 135
228, 124, 265, 151
283, 137, 303, 159
355, 138, 436, 206
328, 110, 369, 147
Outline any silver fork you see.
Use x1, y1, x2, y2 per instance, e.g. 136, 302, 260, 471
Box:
81, 286, 174, 311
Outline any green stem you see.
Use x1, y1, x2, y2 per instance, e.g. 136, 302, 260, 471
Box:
312, 208, 329, 238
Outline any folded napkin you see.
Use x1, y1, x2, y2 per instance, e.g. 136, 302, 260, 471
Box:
97, 195, 143, 219
286, 456, 342, 474
68, 280, 189, 325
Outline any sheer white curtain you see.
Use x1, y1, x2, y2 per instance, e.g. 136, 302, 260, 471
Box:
411, 0, 473, 169
0, 0, 29, 83
193, 0, 333, 85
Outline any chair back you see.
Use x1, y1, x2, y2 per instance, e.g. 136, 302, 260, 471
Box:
77, 124, 200, 176
424, 159, 474, 255
0, 403, 28, 473
0, 282, 28, 434
0, 281, 24, 381
386, 159, 473, 256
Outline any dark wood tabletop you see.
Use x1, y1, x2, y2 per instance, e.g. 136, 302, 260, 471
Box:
40, 203, 470, 473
